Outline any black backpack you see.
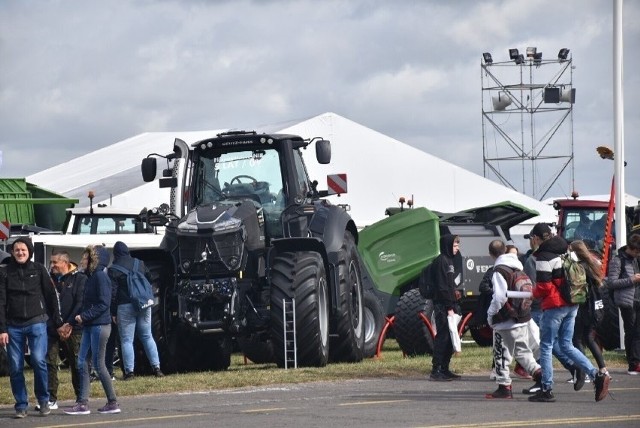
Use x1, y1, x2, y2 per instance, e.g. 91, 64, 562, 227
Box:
418, 262, 435, 300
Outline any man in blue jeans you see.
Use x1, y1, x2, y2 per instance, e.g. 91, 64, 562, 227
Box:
108, 241, 164, 379
0, 237, 65, 418
530, 234, 611, 403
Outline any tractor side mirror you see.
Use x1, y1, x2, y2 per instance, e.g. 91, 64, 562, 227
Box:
315, 139, 331, 164
141, 158, 157, 182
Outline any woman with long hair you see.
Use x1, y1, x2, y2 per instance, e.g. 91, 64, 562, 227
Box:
570, 240, 608, 377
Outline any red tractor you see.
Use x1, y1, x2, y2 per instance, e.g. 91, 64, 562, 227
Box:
553, 195, 640, 350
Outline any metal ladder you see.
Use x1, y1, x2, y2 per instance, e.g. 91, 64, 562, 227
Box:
283, 297, 297, 369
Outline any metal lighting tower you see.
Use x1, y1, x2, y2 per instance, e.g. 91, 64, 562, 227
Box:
481, 48, 575, 200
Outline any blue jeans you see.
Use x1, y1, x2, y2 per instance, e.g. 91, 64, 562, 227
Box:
539, 305, 597, 391
78, 324, 117, 404
118, 303, 160, 373
7, 322, 49, 411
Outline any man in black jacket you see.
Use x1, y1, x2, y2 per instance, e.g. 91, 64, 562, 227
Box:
0, 237, 65, 418
430, 234, 461, 381
40, 250, 86, 410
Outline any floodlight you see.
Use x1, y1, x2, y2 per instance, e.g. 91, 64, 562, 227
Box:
543, 87, 560, 103
560, 87, 576, 103
558, 48, 570, 60
483, 52, 493, 65
533, 52, 543, 65
514, 54, 525, 65
492, 92, 512, 111
509, 48, 519, 60
526, 47, 537, 58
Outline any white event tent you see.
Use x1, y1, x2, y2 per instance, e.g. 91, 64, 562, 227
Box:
27, 112, 558, 233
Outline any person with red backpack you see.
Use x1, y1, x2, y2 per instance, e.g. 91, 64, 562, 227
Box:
485, 240, 541, 399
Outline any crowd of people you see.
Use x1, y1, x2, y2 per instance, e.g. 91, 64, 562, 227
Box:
0, 239, 163, 418
425, 224, 640, 404
1, 222, 639, 417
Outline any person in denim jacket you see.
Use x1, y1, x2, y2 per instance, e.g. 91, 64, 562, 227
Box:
64, 245, 120, 416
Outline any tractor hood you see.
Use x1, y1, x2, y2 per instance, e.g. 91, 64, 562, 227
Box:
176, 200, 265, 251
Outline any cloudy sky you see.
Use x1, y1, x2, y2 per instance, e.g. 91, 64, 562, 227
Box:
1, 0, 638, 200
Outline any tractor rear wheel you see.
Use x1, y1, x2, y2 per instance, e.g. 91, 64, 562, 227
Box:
330, 232, 364, 362
362, 289, 385, 358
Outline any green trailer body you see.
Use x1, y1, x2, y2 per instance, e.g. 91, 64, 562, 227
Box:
358, 207, 440, 315
357, 201, 539, 352
0, 178, 78, 232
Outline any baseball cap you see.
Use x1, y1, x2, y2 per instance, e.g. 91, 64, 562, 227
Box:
524, 223, 552, 240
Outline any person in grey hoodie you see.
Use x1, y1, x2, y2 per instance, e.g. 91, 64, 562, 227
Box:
605, 233, 640, 374
485, 240, 541, 399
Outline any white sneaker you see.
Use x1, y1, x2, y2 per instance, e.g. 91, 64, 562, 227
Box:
35, 401, 57, 411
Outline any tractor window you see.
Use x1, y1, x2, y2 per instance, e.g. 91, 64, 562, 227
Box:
562, 209, 608, 249
195, 149, 284, 207
292, 149, 310, 199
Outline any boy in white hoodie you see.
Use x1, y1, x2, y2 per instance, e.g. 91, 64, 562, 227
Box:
485, 240, 541, 399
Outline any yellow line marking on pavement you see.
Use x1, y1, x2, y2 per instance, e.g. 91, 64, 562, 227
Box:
36, 413, 206, 428
415, 414, 640, 428
242, 407, 289, 413
339, 399, 410, 406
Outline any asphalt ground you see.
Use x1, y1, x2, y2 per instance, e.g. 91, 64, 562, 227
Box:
1, 368, 638, 428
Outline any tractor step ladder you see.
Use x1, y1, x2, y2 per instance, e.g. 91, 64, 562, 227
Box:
283, 297, 297, 369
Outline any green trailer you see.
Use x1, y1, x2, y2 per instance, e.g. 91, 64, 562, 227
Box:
0, 178, 78, 232
358, 201, 539, 355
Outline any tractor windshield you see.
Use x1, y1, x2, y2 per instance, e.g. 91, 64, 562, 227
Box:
194, 148, 284, 209
561, 208, 609, 251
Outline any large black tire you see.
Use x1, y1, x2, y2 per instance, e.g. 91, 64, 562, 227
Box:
595, 288, 621, 351
270, 251, 330, 368
362, 290, 385, 358
330, 232, 365, 363
393, 288, 434, 356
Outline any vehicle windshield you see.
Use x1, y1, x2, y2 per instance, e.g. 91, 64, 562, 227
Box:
73, 215, 145, 234
562, 208, 609, 251
194, 149, 284, 209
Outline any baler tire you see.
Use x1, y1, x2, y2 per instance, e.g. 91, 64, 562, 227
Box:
393, 288, 435, 356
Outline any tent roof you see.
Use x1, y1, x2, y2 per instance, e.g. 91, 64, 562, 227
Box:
27, 112, 557, 227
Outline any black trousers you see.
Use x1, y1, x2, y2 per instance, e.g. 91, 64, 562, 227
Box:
619, 305, 640, 368
431, 303, 456, 370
